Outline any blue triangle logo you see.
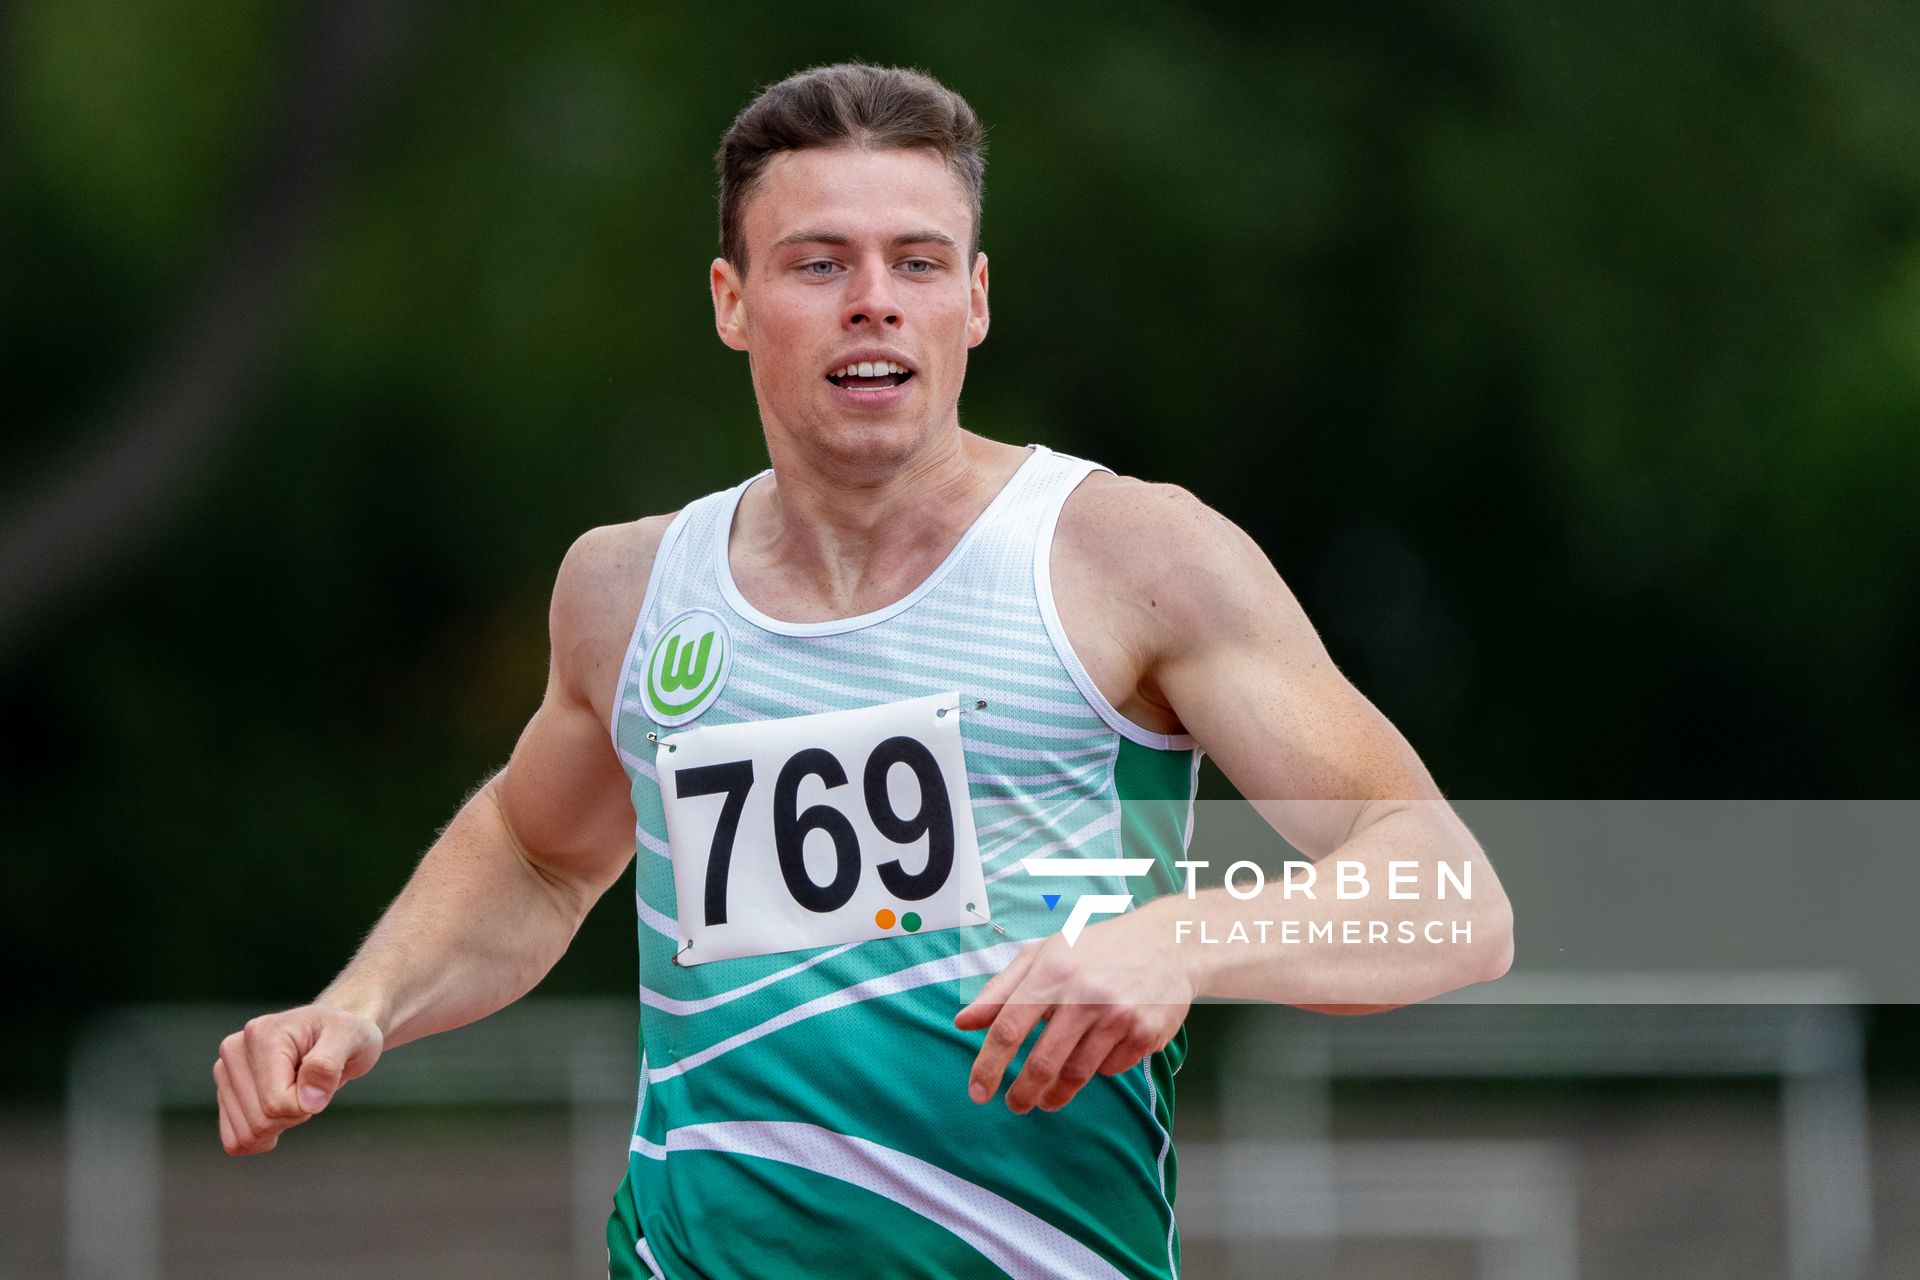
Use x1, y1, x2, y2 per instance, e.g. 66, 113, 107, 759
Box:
1042, 894, 1061, 911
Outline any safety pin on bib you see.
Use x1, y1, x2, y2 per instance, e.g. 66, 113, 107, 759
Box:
965, 902, 1008, 936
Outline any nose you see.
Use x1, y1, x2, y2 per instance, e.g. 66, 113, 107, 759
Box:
842, 256, 902, 330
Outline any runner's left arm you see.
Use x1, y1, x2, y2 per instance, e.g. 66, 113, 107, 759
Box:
957, 486, 1511, 1112
1121, 489, 1512, 1005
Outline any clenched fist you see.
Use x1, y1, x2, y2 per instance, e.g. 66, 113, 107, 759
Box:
212, 1005, 383, 1154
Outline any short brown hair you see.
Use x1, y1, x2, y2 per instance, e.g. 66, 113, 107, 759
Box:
715, 63, 986, 271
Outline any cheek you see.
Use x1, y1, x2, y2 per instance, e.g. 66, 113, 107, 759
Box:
763, 349, 818, 388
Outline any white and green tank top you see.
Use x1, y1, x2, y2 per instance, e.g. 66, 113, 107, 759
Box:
605, 444, 1202, 1280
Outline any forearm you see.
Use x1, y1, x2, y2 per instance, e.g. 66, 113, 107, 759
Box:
316, 776, 591, 1049
1143, 803, 1513, 1008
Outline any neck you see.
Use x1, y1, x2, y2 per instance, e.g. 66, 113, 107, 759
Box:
736, 428, 1027, 617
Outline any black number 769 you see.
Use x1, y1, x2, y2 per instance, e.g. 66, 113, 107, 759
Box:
673, 735, 956, 926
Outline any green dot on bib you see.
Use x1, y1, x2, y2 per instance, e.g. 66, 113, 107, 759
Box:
901, 912, 922, 932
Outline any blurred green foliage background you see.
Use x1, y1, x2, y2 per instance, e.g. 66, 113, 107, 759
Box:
3, 0, 1916, 1098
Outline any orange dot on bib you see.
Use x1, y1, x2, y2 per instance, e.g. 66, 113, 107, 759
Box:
875, 909, 897, 929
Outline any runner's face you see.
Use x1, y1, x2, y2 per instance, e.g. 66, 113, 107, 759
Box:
712, 147, 988, 466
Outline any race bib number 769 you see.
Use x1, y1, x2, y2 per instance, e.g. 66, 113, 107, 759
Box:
656, 692, 990, 966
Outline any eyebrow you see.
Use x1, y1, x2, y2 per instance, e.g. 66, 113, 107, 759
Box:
772, 229, 962, 254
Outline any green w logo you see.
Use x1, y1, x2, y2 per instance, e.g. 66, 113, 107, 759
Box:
657, 632, 714, 692
645, 610, 730, 724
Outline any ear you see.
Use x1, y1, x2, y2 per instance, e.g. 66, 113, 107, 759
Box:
711, 257, 749, 351
966, 251, 990, 348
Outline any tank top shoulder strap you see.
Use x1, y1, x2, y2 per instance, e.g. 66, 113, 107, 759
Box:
1015, 443, 1113, 516
608, 474, 760, 751
1023, 447, 1199, 752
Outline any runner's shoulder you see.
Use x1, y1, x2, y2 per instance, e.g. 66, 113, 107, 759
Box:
1055, 471, 1258, 616
549, 514, 682, 686
556, 514, 680, 595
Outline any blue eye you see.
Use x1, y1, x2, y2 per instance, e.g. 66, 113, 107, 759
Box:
903, 259, 934, 274
803, 261, 837, 276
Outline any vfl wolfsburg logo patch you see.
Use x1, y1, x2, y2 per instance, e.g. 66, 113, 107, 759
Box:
643, 608, 731, 726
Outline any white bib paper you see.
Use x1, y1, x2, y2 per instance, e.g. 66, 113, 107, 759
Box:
656, 692, 990, 966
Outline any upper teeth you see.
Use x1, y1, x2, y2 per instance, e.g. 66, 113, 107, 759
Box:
832, 360, 908, 378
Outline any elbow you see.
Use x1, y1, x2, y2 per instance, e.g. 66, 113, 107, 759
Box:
1475, 898, 1515, 985
1482, 936, 1514, 985
481, 775, 598, 928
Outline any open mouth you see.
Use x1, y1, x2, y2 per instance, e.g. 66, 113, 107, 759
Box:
825, 359, 915, 391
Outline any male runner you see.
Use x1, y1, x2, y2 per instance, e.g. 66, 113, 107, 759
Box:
215, 63, 1512, 1279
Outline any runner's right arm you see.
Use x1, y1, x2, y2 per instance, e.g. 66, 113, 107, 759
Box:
213, 519, 665, 1155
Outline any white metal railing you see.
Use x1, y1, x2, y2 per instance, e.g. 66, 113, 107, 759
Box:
1179, 1138, 1579, 1280
68, 975, 1875, 1280
1212, 971, 1872, 1280
66, 999, 636, 1280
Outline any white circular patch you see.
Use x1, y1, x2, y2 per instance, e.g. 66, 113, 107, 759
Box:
643, 608, 732, 726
